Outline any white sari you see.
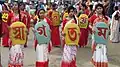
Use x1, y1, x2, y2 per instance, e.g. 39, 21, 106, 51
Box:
110, 10, 120, 43
62, 45, 77, 62
8, 44, 24, 66
91, 40, 108, 67
36, 44, 49, 62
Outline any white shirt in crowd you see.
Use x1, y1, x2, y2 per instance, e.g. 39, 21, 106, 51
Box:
0, 4, 2, 12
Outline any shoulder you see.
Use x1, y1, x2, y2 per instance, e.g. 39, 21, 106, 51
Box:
91, 14, 97, 18
48, 10, 53, 13
112, 11, 117, 16
105, 16, 110, 20
89, 14, 97, 22
45, 17, 51, 22
45, 17, 52, 25
63, 18, 68, 22
2, 10, 9, 13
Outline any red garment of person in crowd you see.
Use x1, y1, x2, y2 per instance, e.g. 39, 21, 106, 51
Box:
20, 11, 30, 47
88, 14, 98, 26
84, 9, 90, 15
20, 11, 30, 32
78, 23, 91, 47
78, 14, 91, 47
0, 12, 2, 38
47, 10, 61, 47
1, 10, 13, 47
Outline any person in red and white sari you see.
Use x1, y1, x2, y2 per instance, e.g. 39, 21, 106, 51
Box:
89, 3, 110, 67
1, 4, 13, 47
32, 8, 52, 67
61, 6, 79, 67
8, 2, 25, 67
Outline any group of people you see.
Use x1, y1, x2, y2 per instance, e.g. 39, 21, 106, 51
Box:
0, 1, 31, 67
0, 0, 120, 67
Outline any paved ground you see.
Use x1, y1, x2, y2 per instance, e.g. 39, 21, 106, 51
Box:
1, 29, 120, 67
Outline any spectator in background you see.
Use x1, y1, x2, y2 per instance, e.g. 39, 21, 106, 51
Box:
103, 0, 109, 14
110, 5, 120, 43
107, 0, 115, 18
92, 0, 103, 10
114, 0, 120, 7
0, 4, 2, 12
77, 3, 90, 17
1, 3, 13, 47
25, 2, 30, 14
47, 3, 61, 47
62, 8, 69, 20
19, 2, 31, 48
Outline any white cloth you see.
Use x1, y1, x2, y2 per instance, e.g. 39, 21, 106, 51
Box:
25, 5, 30, 14
114, 2, 120, 7
36, 44, 48, 62
93, 1, 103, 10
8, 45, 24, 65
62, 45, 77, 62
92, 44, 108, 62
110, 10, 120, 42
51, 0, 54, 2
0, 4, 2, 12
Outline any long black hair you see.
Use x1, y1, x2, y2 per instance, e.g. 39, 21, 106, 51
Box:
95, 3, 108, 20
37, 9, 45, 19
19, 2, 25, 11
18, 1, 21, 22
35, 5, 39, 15
81, 3, 88, 9
68, 6, 77, 24
68, 6, 75, 13
2, 3, 9, 11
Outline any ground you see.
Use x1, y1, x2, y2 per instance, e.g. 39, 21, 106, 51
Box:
1, 28, 120, 67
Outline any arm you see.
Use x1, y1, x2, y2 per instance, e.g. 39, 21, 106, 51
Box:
31, 27, 37, 51
26, 13, 31, 32
61, 32, 66, 36
31, 27, 36, 33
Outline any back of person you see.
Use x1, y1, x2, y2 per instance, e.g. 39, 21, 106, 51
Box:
51, 10, 60, 26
